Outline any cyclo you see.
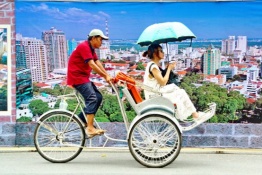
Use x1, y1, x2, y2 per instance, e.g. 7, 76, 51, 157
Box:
34, 71, 216, 168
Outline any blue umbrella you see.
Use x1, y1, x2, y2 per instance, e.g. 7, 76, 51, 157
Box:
137, 22, 196, 47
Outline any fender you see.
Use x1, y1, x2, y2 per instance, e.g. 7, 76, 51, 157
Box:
127, 109, 183, 139
37, 109, 86, 127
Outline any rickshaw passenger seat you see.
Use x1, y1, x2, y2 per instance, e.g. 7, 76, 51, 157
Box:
127, 84, 143, 104
114, 72, 143, 104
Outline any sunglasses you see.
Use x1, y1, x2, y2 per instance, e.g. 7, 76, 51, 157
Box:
158, 49, 164, 53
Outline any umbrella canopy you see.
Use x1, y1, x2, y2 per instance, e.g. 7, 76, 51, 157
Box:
137, 22, 196, 46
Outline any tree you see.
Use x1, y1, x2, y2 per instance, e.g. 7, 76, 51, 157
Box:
126, 111, 136, 122
180, 74, 248, 123
181, 73, 203, 84
95, 109, 108, 119
100, 58, 107, 63
95, 116, 110, 122
232, 75, 242, 82
255, 98, 262, 108
28, 99, 49, 116
40, 88, 53, 95
195, 84, 240, 122
222, 98, 238, 120
109, 112, 123, 122
95, 109, 110, 122
112, 60, 125, 63
101, 94, 123, 117
52, 84, 63, 96
32, 82, 40, 95
228, 91, 246, 110
16, 116, 32, 122
63, 87, 74, 94
99, 90, 138, 122
54, 98, 82, 115
136, 62, 145, 70
0, 85, 7, 111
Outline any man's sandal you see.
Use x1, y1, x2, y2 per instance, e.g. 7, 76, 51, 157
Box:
86, 129, 106, 138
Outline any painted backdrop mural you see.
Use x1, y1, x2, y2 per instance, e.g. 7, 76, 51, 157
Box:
0, 25, 11, 115
15, 1, 262, 123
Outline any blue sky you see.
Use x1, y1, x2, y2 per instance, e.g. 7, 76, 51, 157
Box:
15, 1, 262, 40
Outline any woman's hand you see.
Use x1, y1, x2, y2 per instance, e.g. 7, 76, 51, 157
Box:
168, 61, 176, 70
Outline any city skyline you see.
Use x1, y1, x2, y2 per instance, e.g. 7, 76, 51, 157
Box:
16, 1, 262, 41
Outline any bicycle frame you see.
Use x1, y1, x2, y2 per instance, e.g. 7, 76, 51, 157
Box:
37, 82, 180, 147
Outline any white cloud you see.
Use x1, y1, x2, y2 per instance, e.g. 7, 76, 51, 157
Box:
33, 3, 48, 11
17, 3, 111, 24
66, 8, 92, 18
98, 11, 110, 19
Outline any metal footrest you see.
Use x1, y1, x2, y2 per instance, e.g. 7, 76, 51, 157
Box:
181, 102, 216, 131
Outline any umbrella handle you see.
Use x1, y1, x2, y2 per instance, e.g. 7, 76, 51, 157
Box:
166, 42, 169, 62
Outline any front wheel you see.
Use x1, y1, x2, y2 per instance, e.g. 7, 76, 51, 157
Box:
128, 114, 182, 168
34, 110, 86, 163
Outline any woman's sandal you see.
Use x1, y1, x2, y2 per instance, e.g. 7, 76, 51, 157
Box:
194, 112, 212, 124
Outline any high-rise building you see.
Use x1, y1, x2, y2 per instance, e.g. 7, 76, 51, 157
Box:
67, 39, 77, 57
16, 68, 33, 107
170, 44, 179, 55
42, 27, 68, 72
16, 40, 27, 69
160, 43, 179, 66
221, 36, 247, 55
237, 36, 247, 53
221, 36, 236, 55
203, 44, 221, 75
246, 65, 259, 82
185, 47, 193, 57
218, 66, 238, 79
185, 58, 192, 68
17, 36, 48, 82
96, 44, 110, 60
246, 83, 258, 98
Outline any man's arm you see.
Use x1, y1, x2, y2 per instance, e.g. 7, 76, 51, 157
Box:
88, 60, 111, 82
95, 60, 108, 75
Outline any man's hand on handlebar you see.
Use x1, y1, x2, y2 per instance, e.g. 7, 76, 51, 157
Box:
104, 75, 113, 83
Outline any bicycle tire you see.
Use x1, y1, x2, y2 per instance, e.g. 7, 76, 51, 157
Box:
34, 110, 86, 163
128, 114, 182, 168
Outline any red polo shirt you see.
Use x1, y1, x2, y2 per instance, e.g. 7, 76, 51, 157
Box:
67, 41, 98, 86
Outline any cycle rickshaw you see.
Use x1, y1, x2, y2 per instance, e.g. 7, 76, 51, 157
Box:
34, 71, 216, 168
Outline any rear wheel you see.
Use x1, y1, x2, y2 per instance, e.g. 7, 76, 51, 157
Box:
34, 111, 85, 163
128, 114, 182, 168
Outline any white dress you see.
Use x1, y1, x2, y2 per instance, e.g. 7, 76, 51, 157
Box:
143, 61, 196, 120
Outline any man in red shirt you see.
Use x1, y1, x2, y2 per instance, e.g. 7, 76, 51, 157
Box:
67, 29, 111, 138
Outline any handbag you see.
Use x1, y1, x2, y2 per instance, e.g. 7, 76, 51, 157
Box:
149, 63, 180, 85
